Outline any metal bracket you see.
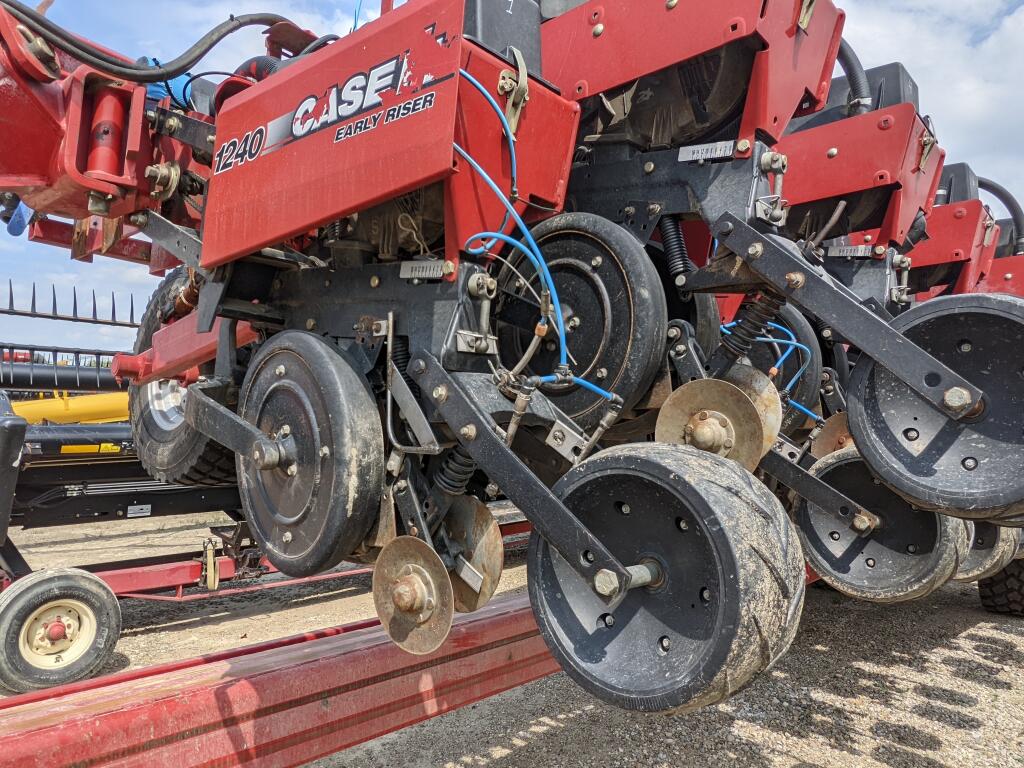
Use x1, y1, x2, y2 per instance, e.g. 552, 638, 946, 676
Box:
412, 353, 629, 605
497, 47, 530, 136
706, 214, 985, 418
760, 439, 881, 534
129, 210, 208, 278
666, 321, 707, 383
149, 107, 216, 157
819, 367, 846, 417
183, 379, 287, 469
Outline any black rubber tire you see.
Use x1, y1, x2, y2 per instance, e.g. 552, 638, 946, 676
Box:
979, 559, 1024, 616
0, 568, 121, 693
497, 213, 668, 430
528, 444, 805, 713
953, 522, 1020, 583
237, 332, 384, 577
129, 268, 237, 486
796, 447, 966, 604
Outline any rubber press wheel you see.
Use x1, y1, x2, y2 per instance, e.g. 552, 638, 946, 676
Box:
0, 568, 121, 693
130, 268, 238, 486
527, 444, 805, 713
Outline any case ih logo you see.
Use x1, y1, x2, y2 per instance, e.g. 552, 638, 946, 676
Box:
291, 56, 404, 139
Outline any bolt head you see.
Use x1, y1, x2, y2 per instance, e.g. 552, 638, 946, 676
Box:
942, 386, 972, 412
827, 147, 839, 158
286, 464, 298, 477
283, 531, 293, 543
592, 23, 605, 37
275, 365, 286, 377
666, 0, 678, 7
369, 275, 381, 288
596, 367, 608, 379
593, 569, 619, 597
591, 255, 603, 268
459, 424, 478, 441
829, 531, 841, 541
442, 261, 456, 276
659, 636, 671, 652
320, 446, 331, 458
432, 385, 448, 402
962, 457, 979, 471
747, 242, 764, 258
737, 139, 752, 153
643, 161, 655, 174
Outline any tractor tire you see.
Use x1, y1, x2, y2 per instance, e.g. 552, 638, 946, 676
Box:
129, 268, 237, 486
979, 559, 1024, 617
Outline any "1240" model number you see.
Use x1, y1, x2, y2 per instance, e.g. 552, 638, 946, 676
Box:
214, 127, 266, 174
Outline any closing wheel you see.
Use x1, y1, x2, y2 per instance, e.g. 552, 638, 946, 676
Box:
238, 332, 384, 577
795, 448, 967, 603
953, 522, 1021, 583
495, 212, 667, 430
373, 536, 455, 655
527, 444, 805, 713
848, 294, 1024, 521
0, 568, 121, 693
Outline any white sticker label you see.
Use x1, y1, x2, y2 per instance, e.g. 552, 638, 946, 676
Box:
827, 245, 873, 259
126, 504, 152, 518
678, 141, 736, 163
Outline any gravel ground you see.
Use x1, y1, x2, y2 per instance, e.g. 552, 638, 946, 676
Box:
8, 515, 1024, 767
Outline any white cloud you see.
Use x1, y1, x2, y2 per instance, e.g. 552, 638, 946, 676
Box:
842, 0, 1024, 219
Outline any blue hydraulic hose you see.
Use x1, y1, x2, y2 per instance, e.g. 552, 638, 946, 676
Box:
539, 374, 616, 401
453, 143, 567, 365
789, 399, 820, 422
458, 69, 518, 190
352, 0, 364, 31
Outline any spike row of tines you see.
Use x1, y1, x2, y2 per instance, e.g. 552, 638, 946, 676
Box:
4, 279, 139, 328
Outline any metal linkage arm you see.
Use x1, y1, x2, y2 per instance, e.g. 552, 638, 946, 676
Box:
710, 215, 984, 419
183, 380, 287, 470
411, 354, 630, 606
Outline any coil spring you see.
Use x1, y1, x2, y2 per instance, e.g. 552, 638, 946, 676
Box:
721, 291, 786, 360
434, 446, 476, 496
659, 215, 698, 284
390, 336, 419, 397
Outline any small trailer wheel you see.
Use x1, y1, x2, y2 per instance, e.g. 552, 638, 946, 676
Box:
979, 560, 1024, 617
0, 568, 121, 693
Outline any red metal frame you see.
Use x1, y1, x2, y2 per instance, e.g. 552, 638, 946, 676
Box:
0, 595, 559, 768
541, 0, 844, 151
912, 200, 998, 299
975, 254, 1024, 295
778, 103, 946, 249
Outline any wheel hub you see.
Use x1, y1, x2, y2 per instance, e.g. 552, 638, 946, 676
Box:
19, 599, 95, 669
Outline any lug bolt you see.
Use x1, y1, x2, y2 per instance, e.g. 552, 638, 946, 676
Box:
865, 558, 876, 568
958, 341, 973, 353
602, 614, 615, 628
594, 569, 619, 597
659, 636, 671, 652
591, 255, 603, 268
677, 519, 689, 531
286, 464, 298, 477
320, 446, 331, 458
943, 386, 972, 412
962, 457, 978, 471
305, 318, 316, 330
583, 550, 596, 563
275, 365, 286, 377
830, 531, 841, 541
369, 275, 381, 288
596, 367, 608, 379
283, 531, 292, 543
907, 544, 918, 554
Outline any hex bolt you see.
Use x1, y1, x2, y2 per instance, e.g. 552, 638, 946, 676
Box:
459, 424, 478, 441
666, 0, 678, 7
593, 569, 619, 597
852, 514, 873, 533
411, 359, 427, 375
962, 457, 979, 471
280, 425, 291, 437
958, 341, 973, 353
659, 636, 671, 652
747, 242, 764, 259
643, 161, 655, 174
623, 206, 636, 218
286, 464, 298, 477
592, 23, 605, 37
829, 531, 841, 541
596, 367, 608, 379
865, 558, 876, 568
785, 271, 806, 289
591, 255, 603, 268
647, 203, 662, 216
369, 275, 381, 288
667, 326, 681, 340
275, 365, 286, 377
432, 385, 448, 403
442, 261, 456, 276
583, 550, 596, 563
698, 411, 709, 421
821, 328, 833, 340
619, 503, 631, 515
700, 587, 712, 603
873, 245, 887, 256
737, 139, 752, 153
673, 344, 687, 356
602, 614, 615, 628
568, 316, 582, 330
677, 519, 689, 532
552, 429, 566, 446
306, 318, 316, 330
282, 532, 292, 544
827, 147, 839, 158
942, 386, 972, 412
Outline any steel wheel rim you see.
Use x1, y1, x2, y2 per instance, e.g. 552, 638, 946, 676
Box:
18, 598, 97, 670
142, 378, 186, 431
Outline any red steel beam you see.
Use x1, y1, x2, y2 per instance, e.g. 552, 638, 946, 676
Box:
0, 595, 558, 768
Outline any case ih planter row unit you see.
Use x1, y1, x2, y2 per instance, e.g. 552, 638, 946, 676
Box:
0, 0, 1023, 722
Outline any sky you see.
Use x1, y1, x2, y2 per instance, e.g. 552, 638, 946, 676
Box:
2, 0, 1022, 351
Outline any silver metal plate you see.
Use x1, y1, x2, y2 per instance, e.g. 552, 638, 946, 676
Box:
826, 245, 874, 259
399, 260, 445, 281
678, 141, 736, 163
126, 504, 152, 518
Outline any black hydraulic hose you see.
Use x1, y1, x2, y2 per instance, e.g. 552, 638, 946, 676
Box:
837, 39, 872, 116
978, 177, 1024, 255
0, 0, 289, 82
